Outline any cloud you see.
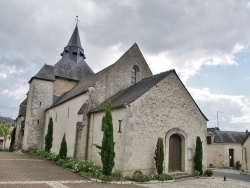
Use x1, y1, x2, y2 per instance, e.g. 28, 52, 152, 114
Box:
0, 71, 7, 79
188, 87, 250, 131
1, 80, 28, 100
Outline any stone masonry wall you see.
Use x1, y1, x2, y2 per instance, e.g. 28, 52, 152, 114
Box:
53, 77, 78, 96
122, 72, 207, 175
89, 44, 152, 109
22, 79, 54, 150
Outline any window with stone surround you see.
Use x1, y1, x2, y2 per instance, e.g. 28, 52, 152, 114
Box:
131, 65, 139, 85
207, 136, 212, 144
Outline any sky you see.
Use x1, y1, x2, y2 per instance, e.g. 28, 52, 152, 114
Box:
0, 0, 250, 132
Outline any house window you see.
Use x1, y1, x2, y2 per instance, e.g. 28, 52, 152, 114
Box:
131, 65, 139, 85
118, 120, 122, 133
207, 136, 212, 144
56, 112, 57, 122
67, 108, 69, 118
37, 120, 39, 124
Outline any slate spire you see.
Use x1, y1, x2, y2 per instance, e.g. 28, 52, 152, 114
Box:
62, 24, 86, 59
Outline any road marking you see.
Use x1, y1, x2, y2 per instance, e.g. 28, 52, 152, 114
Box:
48, 182, 69, 188
0, 180, 90, 185
0, 159, 42, 161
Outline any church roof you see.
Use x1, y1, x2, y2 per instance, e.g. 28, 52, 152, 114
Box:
29, 25, 94, 83
90, 70, 208, 122
47, 43, 140, 110
90, 70, 173, 113
210, 129, 247, 144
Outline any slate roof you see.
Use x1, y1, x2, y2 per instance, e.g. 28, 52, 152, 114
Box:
90, 70, 173, 113
29, 25, 94, 83
18, 98, 27, 118
90, 70, 208, 123
242, 133, 250, 145
46, 43, 139, 110
210, 129, 247, 144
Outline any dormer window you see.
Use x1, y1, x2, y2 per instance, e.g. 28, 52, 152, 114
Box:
131, 65, 139, 85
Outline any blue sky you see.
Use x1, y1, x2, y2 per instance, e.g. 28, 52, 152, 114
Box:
0, 0, 250, 132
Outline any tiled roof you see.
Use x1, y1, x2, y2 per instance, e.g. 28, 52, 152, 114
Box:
90, 70, 173, 113
29, 25, 94, 83
211, 129, 247, 144
242, 133, 250, 145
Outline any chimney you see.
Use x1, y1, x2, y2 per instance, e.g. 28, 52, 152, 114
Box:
246, 129, 249, 134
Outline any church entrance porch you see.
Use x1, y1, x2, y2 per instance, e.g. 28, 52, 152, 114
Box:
165, 128, 187, 173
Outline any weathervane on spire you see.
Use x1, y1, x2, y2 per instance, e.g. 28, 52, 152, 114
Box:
75, 15, 80, 25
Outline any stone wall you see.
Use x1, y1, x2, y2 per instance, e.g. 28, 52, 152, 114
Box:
242, 136, 250, 172
43, 94, 89, 157
123, 72, 207, 175
22, 79, 54, 151
89, 72, 207, 176
53, 77, 78, 96
89, 44, 152, 109
207, 143, 243, 168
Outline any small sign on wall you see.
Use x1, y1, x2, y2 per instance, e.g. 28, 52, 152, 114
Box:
188, 148, 193, 160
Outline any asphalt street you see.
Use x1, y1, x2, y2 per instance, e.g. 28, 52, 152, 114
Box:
213, 171, 250, 182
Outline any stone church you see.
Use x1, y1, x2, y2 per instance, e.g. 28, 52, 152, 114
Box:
15, 24, 208, 175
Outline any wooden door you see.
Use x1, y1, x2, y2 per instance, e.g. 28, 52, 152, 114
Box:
229, 149, 234, 167
169, 134, 181, 172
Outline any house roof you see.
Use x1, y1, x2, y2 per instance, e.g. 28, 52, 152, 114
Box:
242, 133, 250, 145
211, 129, 247, 144
90, 70, 208, 122
29, 25, 94, 83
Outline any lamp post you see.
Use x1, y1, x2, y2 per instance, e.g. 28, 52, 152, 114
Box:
217, 111, 224, 128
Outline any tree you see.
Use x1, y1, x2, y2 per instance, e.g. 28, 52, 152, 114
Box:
45, 117, 53, 152
94, 102, 115, 175
194, 136, 203, 175
59, 133, 67, 159
154, 137, 164, 174
9, 127, 16, 151
0, 122, 12, 149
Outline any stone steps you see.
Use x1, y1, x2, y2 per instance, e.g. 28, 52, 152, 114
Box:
169, 172, 194, 180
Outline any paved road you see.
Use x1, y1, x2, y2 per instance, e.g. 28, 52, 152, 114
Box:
213, 171, 250, 182
0, 151, 143, 188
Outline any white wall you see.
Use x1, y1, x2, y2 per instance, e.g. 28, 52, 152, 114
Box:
43, 93, 89, 157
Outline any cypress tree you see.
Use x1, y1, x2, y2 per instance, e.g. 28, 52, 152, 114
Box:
154, 137, 164, 174
59, 133, 67, 159
94, 102, 115, 175
9, 127, 16, 152
45, 117, 53, 152
194, 136, 203, 175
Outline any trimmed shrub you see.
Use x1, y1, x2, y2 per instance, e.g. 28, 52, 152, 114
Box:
204, 169, 213, 177
154, 137, 164, 174
112, 169, 123, 180
236, 161, 242, 169
59, 134, 67, 159
154, 173, 173, 181
45, 117, 53, 152
99, 175, 113, 182
131, 171, 151, 182
194, 136, 203, 175
9, 127, 16, 152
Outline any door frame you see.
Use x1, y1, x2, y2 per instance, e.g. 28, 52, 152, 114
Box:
165, 128, 187, 173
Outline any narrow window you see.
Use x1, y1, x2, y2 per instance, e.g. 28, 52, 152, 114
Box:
118, 120, 122, 133
207, 136, 211, 144
131, 65, 139, 85
56, 112, 57, 122
39, 102, 42, 106
67, 108, 69, 118
37, 120, 39, 124
101, 116, 105, 131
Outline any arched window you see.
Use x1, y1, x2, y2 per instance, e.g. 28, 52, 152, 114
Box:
131, 65, 139, 85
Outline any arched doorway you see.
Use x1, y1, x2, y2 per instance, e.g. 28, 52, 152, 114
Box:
169, 134, 181, 172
